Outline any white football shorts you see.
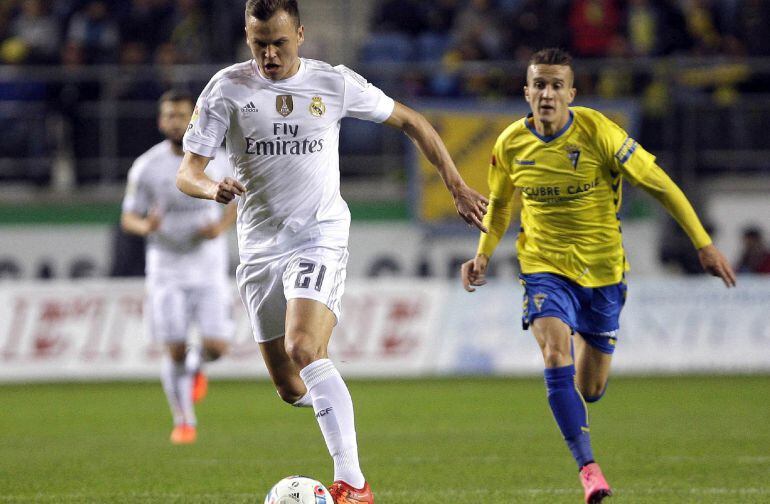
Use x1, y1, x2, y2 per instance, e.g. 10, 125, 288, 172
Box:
236, 244, 349, 343
145, 280, 235, 343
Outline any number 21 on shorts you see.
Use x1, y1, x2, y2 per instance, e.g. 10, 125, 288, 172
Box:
294, 260, 326, 291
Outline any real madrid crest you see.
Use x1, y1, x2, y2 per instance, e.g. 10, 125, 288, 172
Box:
309, 96, 326, 117
276, 95, 293, 117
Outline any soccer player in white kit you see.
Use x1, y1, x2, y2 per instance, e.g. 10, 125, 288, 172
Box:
176, 1, 488, 501
121, 90, 237, 445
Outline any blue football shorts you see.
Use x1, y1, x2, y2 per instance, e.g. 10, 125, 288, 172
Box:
520, 272, 627, 354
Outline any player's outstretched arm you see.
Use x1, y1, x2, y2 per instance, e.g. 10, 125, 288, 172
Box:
461, 254, 489, 292
384, 102, 488, 232
633, 164, 736, 288
177, 151, 246, 204
698, 243, 737, 288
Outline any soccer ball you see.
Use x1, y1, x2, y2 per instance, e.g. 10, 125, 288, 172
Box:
264, 475, 332, 504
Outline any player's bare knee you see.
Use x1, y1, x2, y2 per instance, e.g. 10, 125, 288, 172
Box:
541, 343, 572, 368
167, 344, 186, 363
576, 370, 608, 401
203, 348, 223, 362
202, 340, 228, 362
284, 333, 324, 368
580, 380, 608, 403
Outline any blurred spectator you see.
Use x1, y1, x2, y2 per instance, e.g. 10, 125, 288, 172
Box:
168, 0, 211, 63
624, 0, 697, 57
502, 0, 569, 61
729, 0, 770, 56
735, 227, 770, 274
450, 0, 503, 60
55, 41, 103, 183
651, 0, 693, 55
414, 0, 458, 64
422, 0, 459, 35
433, 0, 507, 98
153, 41, 190, 91
568, 0, 622, 57
110, 41, 164, 100
680, 0, 724, 55
639, 63, 674, 149
120, 0, 174, 52
57, 41, 101, 105
50, 0, 81, 21
0, 9, 51, 184
370, 0, 426, 36
8, 0, 61, 64
0, 1, 14, 40
66, 1, 120, 63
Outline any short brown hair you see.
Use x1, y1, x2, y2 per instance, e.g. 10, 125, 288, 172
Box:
158, 89, 195, 110
529, 48, 573, 68
245, 0, 300, 26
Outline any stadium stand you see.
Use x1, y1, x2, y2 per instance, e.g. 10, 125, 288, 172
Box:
0, 0, 768, 276
0, 0, 768, 187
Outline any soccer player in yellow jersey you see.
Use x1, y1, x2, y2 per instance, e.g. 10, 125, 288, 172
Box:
460, 48, 736, 504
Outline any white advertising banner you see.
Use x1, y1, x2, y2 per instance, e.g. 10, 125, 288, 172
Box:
0, 221, 663, 280
0, 279, 450, 382
0, 277, 768, 382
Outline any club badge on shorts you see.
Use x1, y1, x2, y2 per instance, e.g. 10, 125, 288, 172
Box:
276, 95, 293, 117
309, 96, 326, 117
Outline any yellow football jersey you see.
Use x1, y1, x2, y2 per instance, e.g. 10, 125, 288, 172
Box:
479, 106, 710, 287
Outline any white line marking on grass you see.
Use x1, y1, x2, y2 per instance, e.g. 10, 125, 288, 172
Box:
385, 454, 508, 464
376, 487, 770, 498
689, 488, 770, 495
0, 493, 261, 502
738, 455, 770, 463
661, 455, 770, 465
5, 487, 770, 501
375, 488, 578, 498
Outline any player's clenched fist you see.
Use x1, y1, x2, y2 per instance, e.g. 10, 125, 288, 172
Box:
210, 177, 246, 204
461, 254, 489, 292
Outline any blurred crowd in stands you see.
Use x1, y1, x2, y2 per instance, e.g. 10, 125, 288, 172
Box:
736, 226, 770, 274
363, 0, 770, 99
0, 0, 246, 67
0, 0, 769, 187
1, 0, 768, 69
368, 0, 770, 62
1, 0, 768, 278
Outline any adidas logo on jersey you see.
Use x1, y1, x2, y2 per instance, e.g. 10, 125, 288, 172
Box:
241, 101, 258, 113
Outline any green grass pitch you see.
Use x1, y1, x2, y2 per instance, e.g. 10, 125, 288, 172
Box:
1, 376, 769, 503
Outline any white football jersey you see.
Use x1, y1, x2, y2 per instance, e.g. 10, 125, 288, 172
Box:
122, 140, 231, 284
183, 58, 395, 255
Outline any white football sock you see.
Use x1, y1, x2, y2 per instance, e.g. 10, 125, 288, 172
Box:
185, 345, 202, 374
299, 359, 365, 488
161, 355, 185, 426
178, 369, 196, 427
161, 354, 196, 427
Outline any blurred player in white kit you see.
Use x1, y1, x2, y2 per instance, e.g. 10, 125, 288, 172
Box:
176, 1, 488, 501
121, 89, 237, 445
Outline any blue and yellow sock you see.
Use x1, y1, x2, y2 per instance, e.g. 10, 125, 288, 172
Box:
544, 364, 594, 469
